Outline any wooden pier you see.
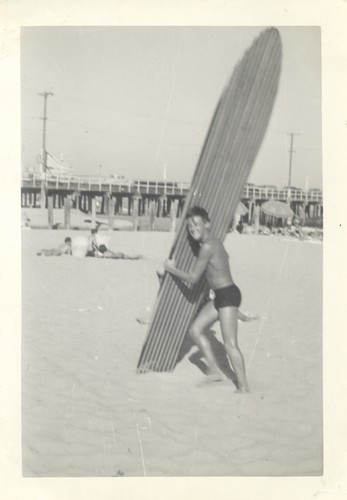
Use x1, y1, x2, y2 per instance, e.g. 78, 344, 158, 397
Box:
21, 174, 323, 221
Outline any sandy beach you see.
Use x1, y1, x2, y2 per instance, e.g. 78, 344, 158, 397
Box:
21, 229, 322, 477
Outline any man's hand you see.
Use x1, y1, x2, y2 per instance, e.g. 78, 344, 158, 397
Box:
164, 258, 176, 273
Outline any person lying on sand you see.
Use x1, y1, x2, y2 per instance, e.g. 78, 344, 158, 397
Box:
164, 206, 251, 393
37, 237, 72, 256
95, 244, 143, 260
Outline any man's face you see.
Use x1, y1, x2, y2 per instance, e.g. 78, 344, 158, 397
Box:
186, 216, 207, 241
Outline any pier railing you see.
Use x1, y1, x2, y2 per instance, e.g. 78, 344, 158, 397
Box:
21, 174, 323, 203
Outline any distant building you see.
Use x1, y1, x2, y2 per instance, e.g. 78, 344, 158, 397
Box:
46, 152, 74, 178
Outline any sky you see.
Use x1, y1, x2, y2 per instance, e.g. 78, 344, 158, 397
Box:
21, 26, 322, 189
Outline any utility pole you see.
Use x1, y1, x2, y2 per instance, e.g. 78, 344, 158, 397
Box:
286, 132, 300, 209
287, 132, 299, 189
39, 91, 54, 207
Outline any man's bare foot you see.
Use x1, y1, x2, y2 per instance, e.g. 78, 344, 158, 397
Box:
136, 306, 152, 324
206, 370, 224, 382
237, 310, 259, 322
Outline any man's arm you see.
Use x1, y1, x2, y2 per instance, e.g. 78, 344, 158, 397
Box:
164, 243, 212, 287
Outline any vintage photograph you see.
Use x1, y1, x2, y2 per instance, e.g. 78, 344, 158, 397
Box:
20, 26, 323, 477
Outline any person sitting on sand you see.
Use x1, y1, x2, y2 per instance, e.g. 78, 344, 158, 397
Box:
37, 237, 72, 256
85, 228, 142, 259
236, 221, 244, 234
164, 206, 250, 393
21, 212, 31, 230
86, 228, 102, 257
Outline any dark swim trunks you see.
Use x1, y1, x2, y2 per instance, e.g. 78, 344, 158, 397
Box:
214, 284, 242, 310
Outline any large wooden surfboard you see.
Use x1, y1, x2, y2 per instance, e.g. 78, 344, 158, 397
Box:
137, 28, 282, 373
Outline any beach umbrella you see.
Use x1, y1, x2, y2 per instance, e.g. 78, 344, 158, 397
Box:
235, 201, 249, 216
260, 200, 294, 219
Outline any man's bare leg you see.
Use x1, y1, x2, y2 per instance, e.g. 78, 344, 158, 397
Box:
219, 306, 249, 392
190, 301, 222, 380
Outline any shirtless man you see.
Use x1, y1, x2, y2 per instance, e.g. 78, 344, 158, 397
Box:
37, 237, 72, 256
164, 206, 249, 392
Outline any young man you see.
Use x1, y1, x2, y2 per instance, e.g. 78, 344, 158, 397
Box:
37, 237, 72, 256
164, 206, 249, 392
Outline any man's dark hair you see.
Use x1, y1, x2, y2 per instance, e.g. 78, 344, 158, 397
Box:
185, 206, 210, 223
65, 237, 72, 243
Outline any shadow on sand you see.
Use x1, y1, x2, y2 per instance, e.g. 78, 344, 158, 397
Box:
177, 329, 238, 387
